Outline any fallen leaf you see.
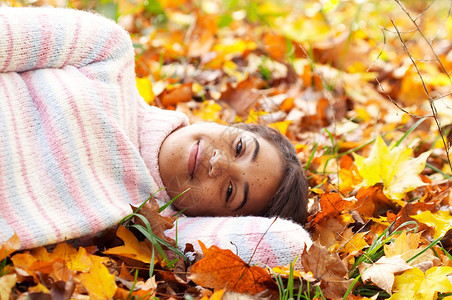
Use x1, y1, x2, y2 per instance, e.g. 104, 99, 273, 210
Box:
220, 76, 266, 117
136, 77, 155, 104
299, 241, 353, 299
188, 241, 278, 296
313, 192, 355, 223
411, 210, 452, 240
103, 225, 154, 263
359, 255, 412, 294
131, 197, 176, 246
0, 233, 20, 261
353, 135, 431, 202
79, 260, 117, 300
390, 267, 425, 300
0, 274, 17, 300
338, 230, 369, 255
384, 231, 439, 267
391, 267, 452, 299
268, 120, 291, 136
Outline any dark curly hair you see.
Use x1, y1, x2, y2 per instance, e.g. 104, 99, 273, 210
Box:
235, 123, 309, 224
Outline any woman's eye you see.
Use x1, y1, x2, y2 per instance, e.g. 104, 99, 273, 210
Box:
235, 138, 243, 157
226, 181, 233, 202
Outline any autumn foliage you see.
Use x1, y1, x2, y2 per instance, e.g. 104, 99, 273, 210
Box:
1, 0, 452, 299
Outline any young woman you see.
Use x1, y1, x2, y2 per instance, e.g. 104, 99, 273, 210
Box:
0, 6, 311, 266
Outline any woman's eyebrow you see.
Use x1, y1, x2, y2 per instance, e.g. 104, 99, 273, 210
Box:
234, 182, 249, 211
251, 137, 260, 162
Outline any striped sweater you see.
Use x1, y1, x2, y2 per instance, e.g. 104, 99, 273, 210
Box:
0, 7, 311, 267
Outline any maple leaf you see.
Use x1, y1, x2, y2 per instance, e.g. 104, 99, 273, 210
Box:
359, 255, 412, 294
338, 229, 369, 255
299, 241, 353, 299
0, 233, 20, 261
411, 210, 452, 240
188, 241, 278, 296
79, 260, 117, 300
103, 225, 154, 263
353, 135, 431, 202
384, 231, 439, 267
268, 120, 291, 136
391, 267, 452, 300
313, 192, 356, 223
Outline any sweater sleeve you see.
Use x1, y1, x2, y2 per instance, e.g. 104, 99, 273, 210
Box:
0, 7, 131, 73
165, 216, 312, 268
0, 7, 154, 249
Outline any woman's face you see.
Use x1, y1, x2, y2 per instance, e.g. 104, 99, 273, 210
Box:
158, 123, 284, 216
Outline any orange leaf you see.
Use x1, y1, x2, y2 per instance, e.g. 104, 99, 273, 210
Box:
313, 192, 355, 223
161, 83, 193, 106
103, 225, 154, 263
188, 241, 278, 296
0, 233, 20, 261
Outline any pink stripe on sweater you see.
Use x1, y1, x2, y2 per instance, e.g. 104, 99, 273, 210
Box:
35, 14, 53, 69
22, 71, 99, 234
53, 70, 114, 231
0, 14, 13, 73
62, 15, 81, 67
93, 28, 124, 63
0, 76, 63, 245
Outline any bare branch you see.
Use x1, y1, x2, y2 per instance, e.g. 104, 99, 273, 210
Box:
391, 18, 452, 170
394, 0, 452, 84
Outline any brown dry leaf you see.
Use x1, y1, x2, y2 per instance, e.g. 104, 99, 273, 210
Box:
299, 241, 353, 299
220, 75, 266, 117
0, 233, 20, 261
104, 225, 154, 263
313, 192, 355, 223
131, 200, 176, 247
358, 255, 412, 294
188, 241, 278, 296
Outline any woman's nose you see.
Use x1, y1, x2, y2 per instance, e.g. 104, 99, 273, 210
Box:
208, 149, 226, 177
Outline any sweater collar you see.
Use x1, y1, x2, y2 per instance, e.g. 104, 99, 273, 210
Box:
138, 103, 189, 206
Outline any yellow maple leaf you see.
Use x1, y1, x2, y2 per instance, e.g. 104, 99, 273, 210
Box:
339, 230, 369, 255
268, 120, 291, 136
390, 267, 424, 299
384, 231, 438, 266
353, 136, 431, 203
391, 267, 452, 299
411, 210, 452, 240
79, 260, 117, 300
103, 225, 154, 263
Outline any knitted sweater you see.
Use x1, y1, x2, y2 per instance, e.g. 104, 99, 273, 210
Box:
0, 7, 312, 267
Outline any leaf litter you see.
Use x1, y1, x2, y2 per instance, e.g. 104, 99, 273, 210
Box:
1, 0, 452, 299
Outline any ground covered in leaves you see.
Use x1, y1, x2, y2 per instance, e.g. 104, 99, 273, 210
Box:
1, 0, 452, 299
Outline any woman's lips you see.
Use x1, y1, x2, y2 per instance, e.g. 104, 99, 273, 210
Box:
188, 140, 203, 178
